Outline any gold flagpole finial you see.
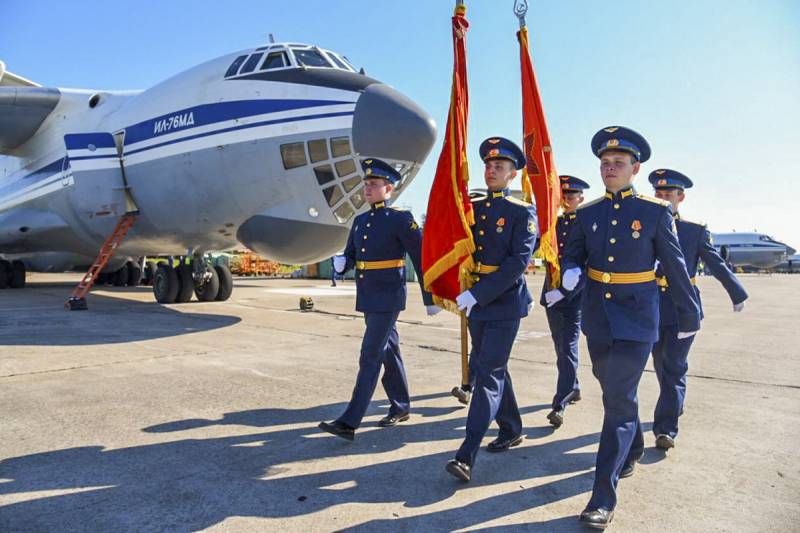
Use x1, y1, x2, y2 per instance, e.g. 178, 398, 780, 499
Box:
513, 0, 528, 28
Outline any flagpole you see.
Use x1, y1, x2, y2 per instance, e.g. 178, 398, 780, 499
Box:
514, 0, 528, 28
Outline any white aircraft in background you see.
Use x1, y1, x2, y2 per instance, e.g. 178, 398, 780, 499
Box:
0, 43, 436, 303
711, 232, 795, 270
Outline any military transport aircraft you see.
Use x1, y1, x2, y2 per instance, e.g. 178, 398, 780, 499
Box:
0, 43, 436, 303
711, 232, 795, 270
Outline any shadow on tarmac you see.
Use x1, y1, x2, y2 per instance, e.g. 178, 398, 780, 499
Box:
0, 394, 601, 532
0, 284, 241, 346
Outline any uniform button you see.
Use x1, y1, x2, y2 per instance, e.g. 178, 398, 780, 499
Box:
485, 202, 491, 207
363, 235, 367, 240
366, 223, 371, 227
478, 230, 485, 236
661, 287, 667, 292
478, 245, 484, 251
605, 292, 612, 299
361, 248, 366, 252
559, 242, 564, 247
614, 203, 620, 209
608, 256, 615, 262
481, 214, 487, 220
370, 212, 374, 217
562, 232, 567, 236
609, 238, 616, 244
359, 274, 364, 279
611, 219, 618, 225
565, 221, 569, 225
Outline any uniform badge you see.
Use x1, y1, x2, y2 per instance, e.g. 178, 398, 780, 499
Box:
658, 179, 667, 185
607, 139, 619, 147
528, 221, 536, 233
655, 169, 666, 175
488, 148, 500, 157
496, 217, 505, 226
604, 127, 619, 133
410, 221, 418, 230
631, 220, 642, 239
365, 168, 372, 175
365, 159, 373, 164
488, 138, 501, 144
592, 222, 598, 232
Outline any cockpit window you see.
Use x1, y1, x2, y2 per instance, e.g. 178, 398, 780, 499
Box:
225, 55, 248, 77
261, 51, 288, 70
292, 48, 331, 68
240, 53, 264, 74
327, 53, 349, 70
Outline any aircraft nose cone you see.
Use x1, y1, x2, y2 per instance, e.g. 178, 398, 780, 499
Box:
352, 83, 436, 164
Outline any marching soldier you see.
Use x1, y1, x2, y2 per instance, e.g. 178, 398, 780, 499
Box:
551, 126, 701, 529
445, 137, 537, 482
541, 175, 590, 428
649, 169, 747, 450
318, 158, 439, 441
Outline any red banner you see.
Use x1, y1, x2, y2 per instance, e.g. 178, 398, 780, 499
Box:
422, 4, 475, 309
517, 26, 561, 286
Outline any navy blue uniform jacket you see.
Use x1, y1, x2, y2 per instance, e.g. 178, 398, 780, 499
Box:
540, 212, 585, 308
468, 191, 538, 321
341, 203, 433, 313
658, 214, 748, 326
560, 188, 701, 343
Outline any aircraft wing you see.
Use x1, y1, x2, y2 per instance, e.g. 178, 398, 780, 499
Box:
0, 62, 60, 154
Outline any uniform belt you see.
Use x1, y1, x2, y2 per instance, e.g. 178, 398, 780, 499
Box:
356, 259, 405, 270
656, 275, 697, 287
472, 263, 500, 274
587, 267, 656, 284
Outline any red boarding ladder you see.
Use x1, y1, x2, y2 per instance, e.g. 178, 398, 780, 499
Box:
65, 213, 137, 310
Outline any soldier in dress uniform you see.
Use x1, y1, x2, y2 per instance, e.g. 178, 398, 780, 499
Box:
649, 169, 748, 450
541, 175, 590, 428
550, 126, 701, 529
445, 137, 538, 482
318, 158, 440, 441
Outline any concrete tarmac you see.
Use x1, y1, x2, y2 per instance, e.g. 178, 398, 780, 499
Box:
1, 273, 798, 532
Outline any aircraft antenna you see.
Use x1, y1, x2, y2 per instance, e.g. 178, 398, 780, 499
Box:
269, 33, 276, 44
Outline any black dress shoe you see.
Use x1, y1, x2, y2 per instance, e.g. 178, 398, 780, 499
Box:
445, 459, 471, 482
570, 391, 582, 403
655, 434, 675, 450
579, 507, 614, 529
377, 412, 410, 427
451, 386, 471, 405
619, 460, 636, 478
318, 420, 354, 441
547, 408, 564, 428
487, 434, 523, 452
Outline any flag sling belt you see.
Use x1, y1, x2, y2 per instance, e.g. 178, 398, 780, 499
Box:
587, 267, 656, 284
356, 259, 405, 270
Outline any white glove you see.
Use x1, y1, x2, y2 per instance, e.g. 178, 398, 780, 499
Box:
455, 290, 478, 317
545, 289, 565, 307
562, 267, 581, 291
733, 302, 745, 313
333, 255, 347, 273
677, 330, 698, 340
426, 305, 443, 316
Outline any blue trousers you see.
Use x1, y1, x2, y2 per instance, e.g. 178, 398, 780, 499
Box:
587, 337, 652, 511
651, 324, 695, 439
456, 318, 523, 467
545, 304, 582, 410
337, 311, 409, 429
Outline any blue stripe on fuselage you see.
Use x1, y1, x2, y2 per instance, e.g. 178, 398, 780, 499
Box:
0, 157, 67, 198
124, 98, 352, 145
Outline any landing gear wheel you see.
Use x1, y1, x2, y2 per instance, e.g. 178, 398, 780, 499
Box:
127, 262, 142, 287
176, 264, 195, 303
10, 260, 25, 289
154, 264, 179, 303
194, 266, 219, 302
214, 265, 233, 301
0, 260, 10, 289
142, 264, 155, 286
113, 263, 129, 287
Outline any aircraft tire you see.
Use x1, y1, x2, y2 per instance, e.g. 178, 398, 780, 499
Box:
142, 264, 155, 286
127, 262, 142, 286
113, 263, 129, 286
214, 265, 233, 301
10, 260, 26, 289
0, 260, 10, 289
194, 267, 220, 302
154, 264, 179, 304
176, 265, 195, 303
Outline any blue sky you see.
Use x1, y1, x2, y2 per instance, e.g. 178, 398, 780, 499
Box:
3, 0, 799, 248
